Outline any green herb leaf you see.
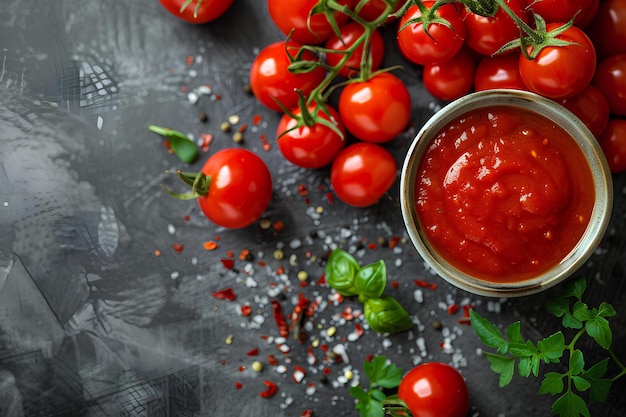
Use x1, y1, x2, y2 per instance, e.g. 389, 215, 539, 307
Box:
537, 332, 566, 364
470, 309, 509, 354
350, 386, 384, 417
562, 276, 587, 301
585, 315, 612, 349
325, 249, 360, 297
581, 359, 613, 403
483, 352, 516, 387
596, 302, 616, 318
572, 376, 592, 392
546, 295, 569, 318
364, 296, 413, 334
506, 321, 524, 344
540, 372, 565, 395
570, 349, 585, 376
149, 125, 199, 164
355, 260, 386, 303
562, 313, 584, 330
552, 390, 590, 417
363, 356, 404, 389
572, 301, 593, 322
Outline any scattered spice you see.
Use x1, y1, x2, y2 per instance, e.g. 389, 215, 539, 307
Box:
259, 380, 278, 398
212, 288, 237, 301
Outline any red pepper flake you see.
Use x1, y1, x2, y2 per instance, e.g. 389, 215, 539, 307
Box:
276, 265, 285, 275
414, 279, 438, 290
319, 344, 329, 353
355, 323, 364, 337
297, 184, 309, 196
463, 304, 473, 317
388, 236, 401, 249
204, 241, 219, 251
241, 304, 252, 317
391, 281, 399, 289
154, 249, 161, 257
183, 215, 191, 221
237, 122, 248, 133
239, 249, 250, 260
186, 55, 194, 65
253, 114, 262, 126
215, 93, 222, 100
271, 299, 289, 338
239, 365, 246, 372
457, 317, 472, 325
299, 281, 309, 288
305, 297, 320, 317
323, 367, 331, 375
235, 381, 243, 390
340, 306, 354, 321
259, 133, 271, 151
289, 293, 309, 340
272, 220, 285, 232
200, 132, 213, 152
259, 380, 278, 398
226, 250, 234, 258
221, 258, 235, 270
367, 242, 377, 250
258, 260, 266, 267
268, 354, 278, 366
247, 348, 259, 356
300, 410, 313, 417
181, 86, 189, 93
325, 192, 334, 204
212, 288, 237, 301
172, 243, 184, 253
292, 365, 306, 383
447, 303, 460, 315
316, 274, 326, 285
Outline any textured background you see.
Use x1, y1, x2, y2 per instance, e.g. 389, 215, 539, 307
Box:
1, 0, 625, 416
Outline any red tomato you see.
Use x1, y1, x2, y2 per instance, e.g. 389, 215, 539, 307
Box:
197, 149, 272, 228
158, 0, 234, 23
597, 118, 626, 173
423, 49, 476, 102
524, 0, 599, 28
397, 2, 467, 66
276, 104, 346, 169
474, 53, 527, 91
338, 72, 412, 143
398, 362, 470, 417
267, 0, 353, 45
558, 85, 610, 138
249, 41, 326, 112
330, 142, 397, 207
356, 0, 402, 23
324, 22, 385, 79
464, 0, 528, 56
592, 54, 626, 117
586, 0, 626, 59
518, 23, 596, 100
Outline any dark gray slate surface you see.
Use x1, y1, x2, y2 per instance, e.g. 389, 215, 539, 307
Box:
1, 1, 625, 416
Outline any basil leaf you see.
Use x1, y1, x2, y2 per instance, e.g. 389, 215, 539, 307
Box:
355, 260, 386, 303
364, 296, 413, 334
325, 249, 360, 297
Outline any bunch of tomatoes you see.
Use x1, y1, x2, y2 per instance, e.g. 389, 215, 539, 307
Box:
157, 0, 626, 231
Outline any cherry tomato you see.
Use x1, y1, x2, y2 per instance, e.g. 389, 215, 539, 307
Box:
267, 0, 353, 45
423, 49, 476, 102
193, 148, 272, 229
324, 22, 385, 79
464, 0, 528, 56
586, 0, 626, 60
338, 72, 411, 143
249, 41, 326, 112
158, 0, 234, 23
524, 0, 599, 29
356, 0, 402, 23
276, 104, 346, 169
518, 23, 596, 100
558, 85, 610, 138
597, 118, 626, 173
330, 142, 397, 207
397, 2, 467, 66
474, 53, 527, 91
398, 362, 470, 417
592, 54, 626, 117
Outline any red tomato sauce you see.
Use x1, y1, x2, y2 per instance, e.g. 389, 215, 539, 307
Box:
416, 106, 595, 283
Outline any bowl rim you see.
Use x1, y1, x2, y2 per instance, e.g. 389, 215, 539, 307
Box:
400, 89, 614, 298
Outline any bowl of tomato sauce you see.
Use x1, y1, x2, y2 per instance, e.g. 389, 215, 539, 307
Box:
400, 89, 613, 297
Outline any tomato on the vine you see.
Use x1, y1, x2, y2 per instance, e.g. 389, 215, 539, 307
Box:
397, 362, 470, 417
397, 2, 467, 66
423, 49, 475, 102
463, 0, 529, 56
164, 149, 273, 229
338, 72, 411, 143
592, 54, 626, 117
558, 85, 610, 138
586, 0, 626, 59
324, 22, 385, 79
597, 118, 626, 173
276, 104, 346, 169
518, 23, 596, 100
158, 0, 234, 23
249, 41, 326, 113
474, 53, 527, 91
267, 0, 353, 45
524, 0, 599, 29
330, 142, 397, 207
356, 0, 402, 23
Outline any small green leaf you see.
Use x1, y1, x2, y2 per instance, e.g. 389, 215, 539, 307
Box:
572, 376, 592, 392
569, 349, 585, 376
540, 372, 565, 395
325, 249, 360, 297
585, 316, 612, 349
351, 386, 384, 417
364, 296, 413, 334
545, 295, 569, 318
552, 390, 590, 417
596, 302, 616, 318
483, 352, 516, 387
506, 321, 523, 344
562, 313, 583, 330
509, 340, 537, 358
363, 356, 404, 389
538, 332, 566, 363
370, 389, 386, 402
582, 359, 612, 403
470, 309, 509, 353
572, 301, 593, 322
518, 356, 532, 378
149, 125, 199, 164
562, 276, 587, 301
349, 386, 369, 402
354, 260, 386, 302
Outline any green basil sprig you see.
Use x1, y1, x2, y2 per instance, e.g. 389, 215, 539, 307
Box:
325, 249, 413, 334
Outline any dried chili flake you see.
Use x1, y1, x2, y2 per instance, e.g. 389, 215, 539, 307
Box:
212, 288, 237, 301
272, 220, 285, 232
367, 242, 378, 250
289, 293, 309, 340
259, 380, 278, 398
226, 250, 234, 258
240, 305, 252, 317
323, 367, 331, 375
268, 354, 278, 366
172, 243, 184, 253
297, 184, 309, 196
276, 265, 285, 275
154, 249, 161, 257
253, 114, 262, 126
388, 236, 401, 249
203, 241, 219, 251
221, 258, 235, 270
300, 409, 313, 417
239, 249, 250, 260
200, 132, 213, 152
292, 365, 306, 383
186, 55, 194, 65
316, 274, 326, 285
235, 381, 243, 390
462, 304, 473, 317
391, 280, 399, 289
447, 303, 460, 315
271, 299, 289, 338
414, 278, 438, 290
237, 122, 248, 133
247, 347, 259, 356
325, 192, 334, 204
457, 317, 472, 325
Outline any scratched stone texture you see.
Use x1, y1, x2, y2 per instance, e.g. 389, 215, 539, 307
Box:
1, 1, 625, 416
